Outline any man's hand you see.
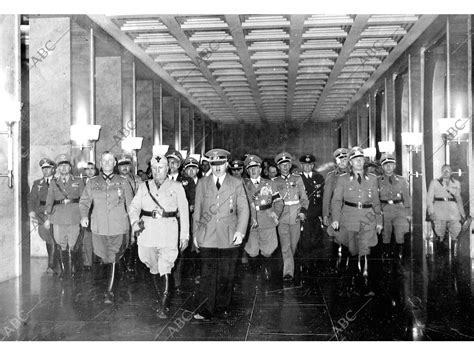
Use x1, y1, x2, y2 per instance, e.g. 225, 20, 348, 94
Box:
297, 212, 306, 223
406, 215, 412, 223
44, 219, 51, 229
193, 237, 199, 250
80, 217, 89, 228
132, 219, 145, 234
331, 221, 339, 231
180, 238, 189, 252
232, 231, 244, 246
376, 224, 383, 234
429, 212, 436, 221
323, 216, 329, 226
29, 212, 38, 227
269, 212, 279, 225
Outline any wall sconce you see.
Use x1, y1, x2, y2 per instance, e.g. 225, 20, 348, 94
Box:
438, 118, 470, 144
363, 147, 377, 161
0, 100, 21, 188
70, 124, 101, 149
121, 136, 143, 152
179, 150, 188, 159
401, 132, 423, 153
190, 154, 201, 162
153, 144, 169, 156
377, 140, 395, 153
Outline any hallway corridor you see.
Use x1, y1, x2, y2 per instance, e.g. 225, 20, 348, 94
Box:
1, 234, 473, 341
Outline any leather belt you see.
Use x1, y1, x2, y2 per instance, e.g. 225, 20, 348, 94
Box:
284, 200, 300, 206
53, 198, 79, 206
256, 203, 272, 211
344, 201, 372, 209
39, 201, 46, 206
434, 197, 455, 202
141, 209, 178, 218
380, 199, 403, 205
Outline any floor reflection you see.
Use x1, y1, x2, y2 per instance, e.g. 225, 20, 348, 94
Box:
0, 234, 472, 341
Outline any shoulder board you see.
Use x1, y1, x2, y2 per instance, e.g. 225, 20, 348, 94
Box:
338, 172, 348, 177
90, 176, 98, 180
292, 172, 301, 177
368, 173, 378, 177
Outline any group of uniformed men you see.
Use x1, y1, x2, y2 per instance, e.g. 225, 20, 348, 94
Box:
28, 144, 466, 320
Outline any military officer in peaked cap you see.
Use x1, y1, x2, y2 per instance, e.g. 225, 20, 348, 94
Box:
229, 159, 245, 179
242, 154, 283, 281
44, 154, 85, 280
331, 147, 382, 296
165, 150, 195, 292
427, 164, 466, 256
80, 151, 134, 303
29, 157, 59, 274
183, 156, 200, 186
117, 152, 143, 280
192, 148, 249, 320
298, 153, 325, 274
323, 148, 350, 268
378, 154, 411, 260
273, 152, 309, 282
129, 154, 189, 319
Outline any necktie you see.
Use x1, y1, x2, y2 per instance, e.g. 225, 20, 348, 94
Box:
357, 174, 362, 184
62, 179, 66, 184
216, 178, 221, 190
254, 180, 259, 185
46, 178, 49, 187
389, 176, 393, 185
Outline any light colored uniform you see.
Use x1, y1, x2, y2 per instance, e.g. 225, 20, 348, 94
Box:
242, 177, 282, 257
323, 167, 348, 237
427, 178, 465, 240
45, 175, 85, 250
128, 179, 189, 275
273, 173, 309, 277
378, 174, 411, 244
331, 172, 382, 256
79, 174, 134, 263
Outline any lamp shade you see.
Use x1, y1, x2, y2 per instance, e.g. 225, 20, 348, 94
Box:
70, 124, 101, 144
153, 145, 169, 156
363, 147, 377, 160
401, 132, 423, 146
378, 140, 395, 153
190, 154, 201, 162
121, 136, 143, 151
437, 118, 470, 136
179, 150, 188, 159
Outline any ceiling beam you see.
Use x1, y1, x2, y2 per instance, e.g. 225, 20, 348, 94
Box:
338, 15, 438, 118
87, 15, 215, 122
285, 15, 306, 122
225, 15, 268, 124
311, 15, 371, 120
159, 15, 244, 124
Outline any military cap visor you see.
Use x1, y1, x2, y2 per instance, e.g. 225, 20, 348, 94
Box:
39, 158, 55, 168
333, 148, 349, 159
275, 152, 292, 165
349, 150, 365, 160
381, 157, 396, 165
229, 160, 244, 169
299, 154, 316, 163
205, 148, 230, 165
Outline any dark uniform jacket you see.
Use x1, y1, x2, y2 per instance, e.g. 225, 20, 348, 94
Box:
79, 174, 134, 235
331, 172, 382, 232
193, 174, 249, 249
45, 175, 85, 225
29, 177, 51, 223
300, 171, 325, 218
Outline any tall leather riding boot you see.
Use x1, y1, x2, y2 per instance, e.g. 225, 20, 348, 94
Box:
347, 255, 360, 295
104, 262, 117, 304
248, 257, 260, 278
152, 274, 169, 319
70, 250, 79, 278
59, 250, 70, 280
396, 243, 404, 260
46, 243, 54, 270
451, 239, 458, 257
382, 243, 391, 261
262, 257, 272, 281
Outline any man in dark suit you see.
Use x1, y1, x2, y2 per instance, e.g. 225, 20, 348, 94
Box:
192, 148, 249, 320
28, 157, 58, 274
298, 154, 325, 273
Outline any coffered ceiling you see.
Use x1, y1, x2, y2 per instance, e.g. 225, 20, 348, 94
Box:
90, 14, 438, 124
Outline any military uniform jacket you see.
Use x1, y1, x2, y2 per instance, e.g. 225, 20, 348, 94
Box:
378, 174, 411, 215
331, 172, 382, 232
273, 173, 309, 225
193, 174, 249, 249
128, 179, 189, 248
29, 177, 51, 222
427, 178, 465, 221
45, 175, 85, 225
123, 173, 142, 196
79, 174, 134, 235
242, 177, 282, 230
300, 171, 325, 217
175, 173, 196, 210
322, 167, 348, 218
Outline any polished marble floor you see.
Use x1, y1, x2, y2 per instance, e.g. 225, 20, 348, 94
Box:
1, 235, 473, 341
